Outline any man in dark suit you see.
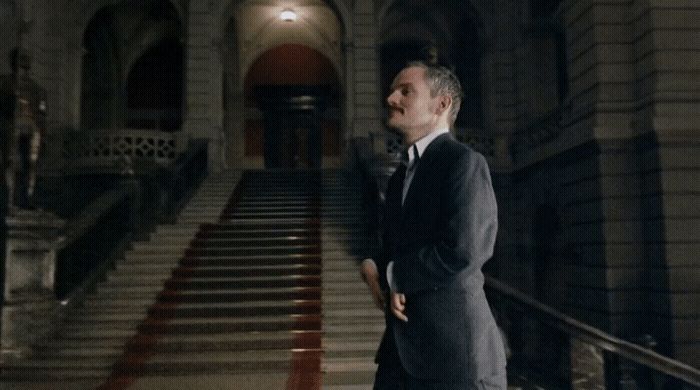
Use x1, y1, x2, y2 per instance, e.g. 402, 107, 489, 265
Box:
361, 61, 506, 389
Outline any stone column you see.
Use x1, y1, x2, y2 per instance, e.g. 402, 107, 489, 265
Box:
350, 0, 382, 139
630, 0, 700, 366
1, 210, 64, 358
183, 2, 224, 171
63, 44, 84, 130
555, 0, 639, 334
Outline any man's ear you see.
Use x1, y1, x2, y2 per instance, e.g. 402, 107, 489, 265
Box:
435, 95, 452, 116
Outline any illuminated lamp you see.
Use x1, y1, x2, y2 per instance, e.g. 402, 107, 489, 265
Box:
280, 9, 297, 22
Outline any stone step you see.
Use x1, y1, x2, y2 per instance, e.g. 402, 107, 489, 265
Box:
81, 289, 322, 309
77, 298, 358, 316
195, 218, 365, 225
235, 199, 360, 205
323, 384, 373, 390
123, 253, 322, 264
0, 368, 112, 381
76, 299, 321, 317
116, 262, 322, 274
323, 323, 385, 334
186, 204, 362, 211
322, 357, 376, 374
37, 332, 322, 359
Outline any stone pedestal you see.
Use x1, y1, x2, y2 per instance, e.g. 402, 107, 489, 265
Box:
570, 338, 605, 390
1, 209, 65, 359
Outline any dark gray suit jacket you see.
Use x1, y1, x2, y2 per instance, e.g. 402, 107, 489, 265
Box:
375, 133, 506, 385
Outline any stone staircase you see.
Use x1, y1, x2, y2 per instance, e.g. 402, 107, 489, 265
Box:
0, 169, 384, 389
0, 170, 241, 389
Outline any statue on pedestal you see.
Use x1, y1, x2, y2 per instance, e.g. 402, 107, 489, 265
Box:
1, 48, 46, 212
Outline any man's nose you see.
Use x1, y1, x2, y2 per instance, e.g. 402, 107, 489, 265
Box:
386, 90, 397, 106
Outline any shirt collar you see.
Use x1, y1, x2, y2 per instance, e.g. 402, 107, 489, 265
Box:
406, 128, 449, 162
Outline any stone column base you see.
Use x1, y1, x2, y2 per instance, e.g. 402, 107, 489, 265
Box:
2, 209, 64, 359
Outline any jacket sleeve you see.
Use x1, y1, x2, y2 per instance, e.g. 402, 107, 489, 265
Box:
394, 151, 498, 295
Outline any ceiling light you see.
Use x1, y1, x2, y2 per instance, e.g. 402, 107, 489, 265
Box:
280, 9, 297, 22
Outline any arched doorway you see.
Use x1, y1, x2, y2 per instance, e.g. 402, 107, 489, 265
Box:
219, 0, 345, 169
244, 44, 341, 169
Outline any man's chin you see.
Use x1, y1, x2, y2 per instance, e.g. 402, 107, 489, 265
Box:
385, 121, 402, 133
386, 116, 402, 128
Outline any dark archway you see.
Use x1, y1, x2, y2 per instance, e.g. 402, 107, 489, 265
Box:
80, 0, 182, 130
533, 204, 561, 303
526, 0, 568, 108
244, 44, 341, 169
0, 0, 19, 74
453, 17, 484, 129
81, 6, 121, 129
126, 39, 183, 131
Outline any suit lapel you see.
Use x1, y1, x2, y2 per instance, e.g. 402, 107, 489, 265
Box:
401, 133, 451, 219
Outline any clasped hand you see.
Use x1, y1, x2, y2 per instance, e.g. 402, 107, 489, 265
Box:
390, 291, 408, 322
360, 260, 408, 322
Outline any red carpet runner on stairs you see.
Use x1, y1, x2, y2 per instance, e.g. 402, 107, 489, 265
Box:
98, 170, 323, 390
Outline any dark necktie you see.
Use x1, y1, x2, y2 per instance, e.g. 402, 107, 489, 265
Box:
407, 144, 420, 173
398, 144, 419, 205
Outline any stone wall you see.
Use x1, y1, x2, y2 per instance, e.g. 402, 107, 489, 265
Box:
496, 0, 700, 366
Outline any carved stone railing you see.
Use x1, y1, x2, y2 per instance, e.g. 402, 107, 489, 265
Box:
59, 129, 188, 173
455, 130, 496, 158
368, 129, 497, 160
368, 131, 402, 158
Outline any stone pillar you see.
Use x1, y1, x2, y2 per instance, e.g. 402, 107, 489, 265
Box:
630, 0, 700, 365
31, 3, 65, 131
64, 44, 84, 130
183, 2, 223, 171
557, 0, 639, 334
1, 210, 64, 358
350, 0, 382, 139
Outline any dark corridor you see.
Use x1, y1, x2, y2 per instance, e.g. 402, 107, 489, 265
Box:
255, 85, 329, 169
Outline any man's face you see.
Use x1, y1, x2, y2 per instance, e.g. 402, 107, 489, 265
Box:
386, 66, 440, 139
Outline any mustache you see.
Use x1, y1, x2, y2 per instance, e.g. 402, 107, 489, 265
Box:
387, 106, 403, 114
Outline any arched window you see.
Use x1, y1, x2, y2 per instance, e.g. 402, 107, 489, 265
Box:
527, 0, 568, 106
81, 6, 121, 130
453, 16, 483, 129
80, 0, 182, 131
126, 39, 183, 131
